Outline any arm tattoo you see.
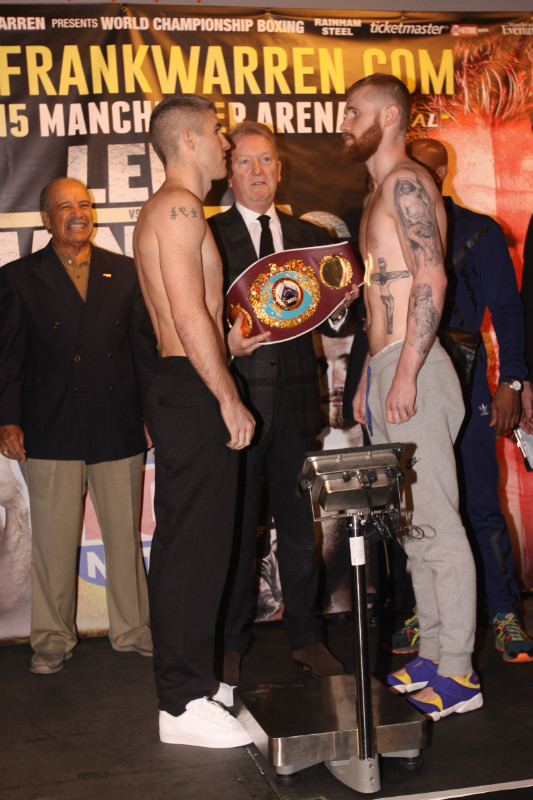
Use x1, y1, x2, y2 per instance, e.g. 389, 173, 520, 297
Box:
169, 206, 203, 220
407, 282, 440, 354
394, 177, 441, 273
370, 256, 410, 334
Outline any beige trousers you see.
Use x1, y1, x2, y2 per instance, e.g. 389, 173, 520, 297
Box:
26, 455, 149, 653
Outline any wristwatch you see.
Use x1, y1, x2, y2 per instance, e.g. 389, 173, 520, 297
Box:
499, 379, 523, 392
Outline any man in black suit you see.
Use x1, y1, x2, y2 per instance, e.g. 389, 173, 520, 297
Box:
0, 178, 157, 674
209, 122, 354, 684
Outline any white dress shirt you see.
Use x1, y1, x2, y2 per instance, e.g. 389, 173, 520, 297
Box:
235, 201, 283, 258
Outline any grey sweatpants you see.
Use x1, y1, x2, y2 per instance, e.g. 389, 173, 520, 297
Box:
368, 338, 476, 677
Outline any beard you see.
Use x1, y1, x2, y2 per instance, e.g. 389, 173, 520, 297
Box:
329, 403, 344, 429
343, 116, 384, 163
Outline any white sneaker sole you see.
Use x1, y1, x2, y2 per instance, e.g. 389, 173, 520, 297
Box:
427, 691, 484, 721
390, 679, 429, 694
160, 730, 252, 748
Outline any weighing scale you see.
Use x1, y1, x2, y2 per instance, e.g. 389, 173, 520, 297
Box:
234, 443, 428, 794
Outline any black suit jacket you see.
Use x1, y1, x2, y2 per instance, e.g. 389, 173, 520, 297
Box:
0, 241, 157, 463
209, 205, 334, 442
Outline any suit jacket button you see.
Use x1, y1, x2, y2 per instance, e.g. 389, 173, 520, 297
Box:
270, 359, 277, 368
73, 386, 78, 392
115, 321, 121, 327
109, 386, 115, 392
74, 355, 81, 363
53, 322, 60, 329
108, 352, 113, 359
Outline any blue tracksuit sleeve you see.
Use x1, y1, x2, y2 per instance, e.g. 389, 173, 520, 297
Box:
447, 198, 527, 382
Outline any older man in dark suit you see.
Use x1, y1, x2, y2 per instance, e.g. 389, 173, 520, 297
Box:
0, 178, 157, 674
209, 122, 354, 684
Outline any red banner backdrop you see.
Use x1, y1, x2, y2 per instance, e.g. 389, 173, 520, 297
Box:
0, 6, 531, 639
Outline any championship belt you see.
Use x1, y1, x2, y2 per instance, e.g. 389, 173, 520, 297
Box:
226, 241, 363, 344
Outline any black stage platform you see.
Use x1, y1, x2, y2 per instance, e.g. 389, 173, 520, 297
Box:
1, 597, 532, 800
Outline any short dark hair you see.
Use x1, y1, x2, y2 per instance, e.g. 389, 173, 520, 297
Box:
39, 177, 88, 212
150, 94, 216, 167
346, 73, 412, 133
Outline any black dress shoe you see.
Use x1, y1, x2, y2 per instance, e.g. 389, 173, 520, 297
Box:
292, 643, 345, 677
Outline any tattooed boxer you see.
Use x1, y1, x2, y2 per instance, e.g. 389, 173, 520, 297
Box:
341, 74, 482, 721
134, 95, 255, 748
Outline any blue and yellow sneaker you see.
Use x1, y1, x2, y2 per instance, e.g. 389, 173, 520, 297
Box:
493, 612, 533, 663
390, 609, 420, 654
387, 656, 438, 693
407, 672, 483, 721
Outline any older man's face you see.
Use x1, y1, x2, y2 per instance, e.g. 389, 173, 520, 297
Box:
41, 179, 93, 253
228, 134, 281, 213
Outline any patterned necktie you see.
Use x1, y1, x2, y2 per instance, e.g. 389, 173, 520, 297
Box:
257, 214, 275, 258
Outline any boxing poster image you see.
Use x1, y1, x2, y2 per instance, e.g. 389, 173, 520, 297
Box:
0, 6, 531, 639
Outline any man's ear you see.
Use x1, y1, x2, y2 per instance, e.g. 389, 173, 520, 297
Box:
383, 104, 400, 128
182, 127, 195, 151
41, 210, 50, 231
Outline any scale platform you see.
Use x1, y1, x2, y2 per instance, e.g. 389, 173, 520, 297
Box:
235, 674, 427, 790
231, 444, 428, 793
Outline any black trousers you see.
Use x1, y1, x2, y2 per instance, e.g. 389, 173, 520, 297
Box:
146, 358, 238, 715
223, 379, 321, 653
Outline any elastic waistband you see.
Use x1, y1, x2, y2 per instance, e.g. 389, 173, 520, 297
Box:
155, 356, 196, 377
369, 339, 404, 365
369, 337, 445, 370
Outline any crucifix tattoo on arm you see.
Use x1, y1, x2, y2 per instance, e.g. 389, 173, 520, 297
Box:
394, 177, 441, 273
370, 257, 410, 334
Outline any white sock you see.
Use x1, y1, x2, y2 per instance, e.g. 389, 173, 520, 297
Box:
185, 697, 206, 711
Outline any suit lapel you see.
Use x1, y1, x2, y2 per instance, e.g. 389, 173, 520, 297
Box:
220, 206, 258, 282
278, 212, 301, 250
85, 247, 115, 306
32, 241, 85, 316
80, 247, 117, 334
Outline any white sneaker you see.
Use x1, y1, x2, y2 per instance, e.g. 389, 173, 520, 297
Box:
159, 697, 252, 748
211, 681, 235, 708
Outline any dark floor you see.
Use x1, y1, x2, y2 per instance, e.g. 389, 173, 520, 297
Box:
1, 598, 532, 800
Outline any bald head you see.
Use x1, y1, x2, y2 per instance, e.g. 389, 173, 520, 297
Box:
39, 177, 88, 213
406, 138, 449, 190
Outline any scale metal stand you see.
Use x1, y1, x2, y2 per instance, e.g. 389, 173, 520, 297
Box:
234, 444, 428, 794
